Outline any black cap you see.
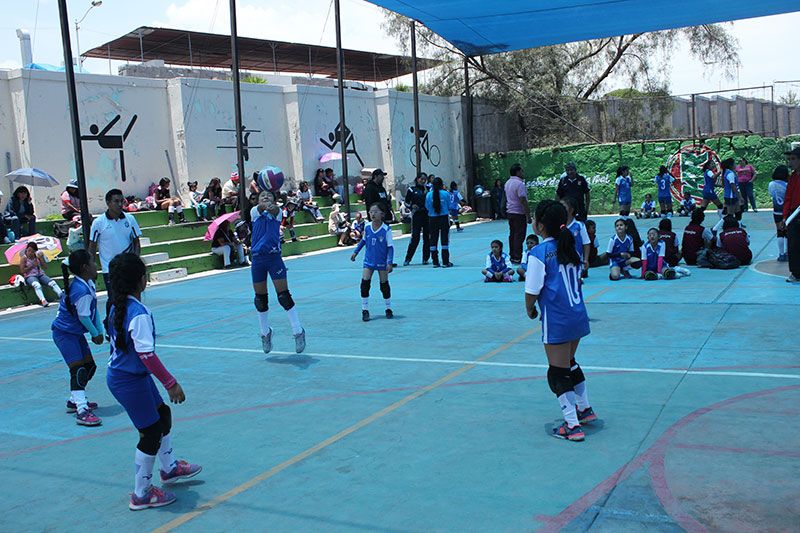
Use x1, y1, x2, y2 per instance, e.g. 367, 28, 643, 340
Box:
784, 147, 800, 158
372, 168, 387, 178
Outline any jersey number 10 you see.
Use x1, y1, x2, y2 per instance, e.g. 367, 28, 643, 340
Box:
559, 264, 582, 307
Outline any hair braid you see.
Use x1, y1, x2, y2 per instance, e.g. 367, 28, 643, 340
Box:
108, 253, 146, 350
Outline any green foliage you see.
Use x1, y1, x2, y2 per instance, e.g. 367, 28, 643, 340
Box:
476, 134, 798, 215
395, 83, 411, 92
242, 75, 267, 84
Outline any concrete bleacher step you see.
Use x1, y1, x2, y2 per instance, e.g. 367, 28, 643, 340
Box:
149, 267, 187, 283
139, 237, 151, 246
142, 252, 169, 265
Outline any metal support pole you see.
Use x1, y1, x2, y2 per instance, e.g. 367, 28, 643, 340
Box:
411, 20, 422, 174
138, 29, 144, 62
229, 0, 248, 220
464, 56, 475, 199
690, 93, 697, 142
334, 0, 351, 215
770, 85, 777, 137
188, 33, 193, 68
57, 0, 92, 245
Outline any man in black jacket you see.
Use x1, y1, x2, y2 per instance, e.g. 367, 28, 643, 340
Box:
363, 169, 392, 221
403, 173, 430, 265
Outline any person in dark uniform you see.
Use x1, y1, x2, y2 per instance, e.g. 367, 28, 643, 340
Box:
556, 162, 591, 221
363, 169, 391, 222
403, 173, 430, 265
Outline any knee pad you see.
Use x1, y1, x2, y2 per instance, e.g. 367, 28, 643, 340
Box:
69, 365, 86, 391
137, 421, 163, 455
569, 362, 586, 385
158, 403, 172, 436
360, 279, 371, 298
629, 259, 642, 269
277, 290, 294, 311
379, 281, 391, 299
546, 366, 574, 397
254, 293, 269, 312
778, 229, 787, 238
84, 360, 97, 382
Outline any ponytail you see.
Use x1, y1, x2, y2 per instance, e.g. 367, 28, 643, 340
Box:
108, 253, 147, 350
432, 177, 443, 213
61, 249, 92, 316
534, 200, 580, 266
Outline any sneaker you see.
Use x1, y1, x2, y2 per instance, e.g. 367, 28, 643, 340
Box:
457, 227, 464, 232
40, 299, 49, 307
293, 328, 306, 353
261, 327, 273, 354
403, 260, 411, 266
644, 271, 658, 281
443, 262, 454, 268
76, 409, 102, 426
422, 260, 429, 265
433, 263, 441, 268
385, 309, 394, 319
551, 422, 585, 441
66, 400, 98, 413
129, 485, 177, 511
576, 406, 597, 424
777, 253, 788, 262
787, 274, 800, 284
160, 460, 202, 484
663, 268, 676, 280
362, 310, 370, 322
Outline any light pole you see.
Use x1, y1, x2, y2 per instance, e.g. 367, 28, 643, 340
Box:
75, 0, 102, 68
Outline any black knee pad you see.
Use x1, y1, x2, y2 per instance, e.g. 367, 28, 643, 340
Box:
158, 403, 172, 436
254, 293, 269, 312
69, 365, 86, 391
546, 366, 574, 397
379, 281, 391, 299
778, 229, 787, 238
137, 421, 163, 455
569, 361, 586, 385
277, 290, 294, 311
360, 278, 371, 298
84, 360, 97, 382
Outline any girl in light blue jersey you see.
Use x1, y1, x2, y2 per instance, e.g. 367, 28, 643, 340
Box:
525, 199, 596, 442
351, 203, 394, 321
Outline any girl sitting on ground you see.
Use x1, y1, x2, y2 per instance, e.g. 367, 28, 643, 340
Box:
585, 220, 608, 267
154, 178, 185, 225
482, 239, 514, 282
516, 234, 539, 281
19, 242, 63, 306
637, 194, 657, 219
297, 181, 325, 222
641, 228, 676, 280
607, 219, 642, 280
658, 218, 682, 267
681, 209, 714, 265
678, 191, 696, 216
717, 216, 753, 265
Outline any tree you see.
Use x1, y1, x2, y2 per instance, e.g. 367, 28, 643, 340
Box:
779, 90, 799, 106
382, 14, 739, 146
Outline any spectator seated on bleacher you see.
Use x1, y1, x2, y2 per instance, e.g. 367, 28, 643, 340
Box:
61, 179, 81, 221
3, 186, 36, 238
222, 172, 241, 211
19, 242, 63, 307
211, 220, 248, 269
350, 212, 365, 243
328, 203, 351, 247
203, 177, 222, 219
297, 181, 325, 222
154, 177, 186, 225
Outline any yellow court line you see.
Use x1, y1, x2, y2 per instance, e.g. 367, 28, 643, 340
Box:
153, 286, 609, 532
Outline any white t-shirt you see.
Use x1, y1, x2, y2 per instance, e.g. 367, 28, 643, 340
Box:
89, 212, 142, 273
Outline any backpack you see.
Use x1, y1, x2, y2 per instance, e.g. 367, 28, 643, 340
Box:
695, 249, 712, 268
53, 220, 77, 238
708, 248, 741, 270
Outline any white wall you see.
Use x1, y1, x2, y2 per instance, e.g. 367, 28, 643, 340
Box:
0, 72, 20, 200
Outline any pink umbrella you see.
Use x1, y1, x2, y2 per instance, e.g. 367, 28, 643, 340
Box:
204, 211, 240, 242
319, 151, 342, 163
4, 234, 63, 264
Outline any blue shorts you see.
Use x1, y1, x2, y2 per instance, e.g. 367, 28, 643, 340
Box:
449, 209, 460, 217
107, 369, 163, 430
52, 328, 91, 365
618, 197, 631, 205
251, 253, 287, 284
363, 262, 388, 271
658, 195, 672, 203
702, 191, 719, 201
724, 197, 738, 206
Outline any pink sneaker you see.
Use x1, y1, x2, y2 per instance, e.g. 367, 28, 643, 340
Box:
160, 460, 202, 484
75, 410, 102, 427
129, 485, 177, 511
66, 400, 99, 413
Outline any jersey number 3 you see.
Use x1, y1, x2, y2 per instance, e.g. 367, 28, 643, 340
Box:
559, 264, 582, 307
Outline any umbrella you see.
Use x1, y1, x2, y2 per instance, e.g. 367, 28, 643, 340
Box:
203, 211, 240, 242
4, 234, 63, 264
319, 152, 342, 163
5, 168, 60, 188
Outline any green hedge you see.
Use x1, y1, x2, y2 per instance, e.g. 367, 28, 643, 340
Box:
476, 134, 800, 214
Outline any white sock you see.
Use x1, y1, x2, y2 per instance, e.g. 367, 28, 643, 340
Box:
361, 297, 369, 311
32, 282, 45, 302
257, 310, 270, 336
384, 298, 392, 310
778, 237, 786, 254
71, 389, 88, 413
713, 217, 724, 233
286, 306, 303, 335
572, 369, 590, 410
49, 281, 63, 298
134, 449, 156, 498
157, 434, 177, 473
558, 391, 579, 427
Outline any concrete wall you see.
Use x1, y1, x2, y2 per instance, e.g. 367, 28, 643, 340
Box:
0, 69, 466, 216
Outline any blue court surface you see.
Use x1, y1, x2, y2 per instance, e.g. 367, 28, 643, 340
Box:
1, 212, 798, 532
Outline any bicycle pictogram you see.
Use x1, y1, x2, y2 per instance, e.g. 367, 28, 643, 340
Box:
409, 127, 440, 167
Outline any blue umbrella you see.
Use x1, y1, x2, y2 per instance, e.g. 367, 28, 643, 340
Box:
5, 168, 60, 188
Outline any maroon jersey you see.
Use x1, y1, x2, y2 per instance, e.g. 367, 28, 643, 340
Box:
658, 230, 680, 267
682, 223, 706, 265
719, 228, 752, 265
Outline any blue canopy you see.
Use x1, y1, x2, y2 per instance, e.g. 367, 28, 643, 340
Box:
366, 1, 800, 55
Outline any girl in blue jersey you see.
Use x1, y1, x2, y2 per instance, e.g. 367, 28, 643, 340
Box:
720, 158, 740, 218
614, 166, 633, 217
561, 196, 590, 278
700, 160, 723, 213
51, 250, 103, 427
654, 166, 675, 218
448, 181, 465, 232
769, 165, 789, 261
641, 228, 676, 280
607, 219, 642, 281
251, 190, 305, 354
482, 239, 514, 282
105, 253, 201, 511
678, 191, 696, 216
638, 194, 657, 219
525, 200, 595, 442
351, 203, 394, 321
516, 234, 539, 281
426, 177, 453, 267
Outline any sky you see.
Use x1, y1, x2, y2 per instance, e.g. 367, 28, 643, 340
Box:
0, 0, 798, 100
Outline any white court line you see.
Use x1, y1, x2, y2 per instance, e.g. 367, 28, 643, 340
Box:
4, 337, 793, 380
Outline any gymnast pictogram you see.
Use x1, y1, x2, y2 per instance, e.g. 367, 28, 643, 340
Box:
81, 114, 138, 181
